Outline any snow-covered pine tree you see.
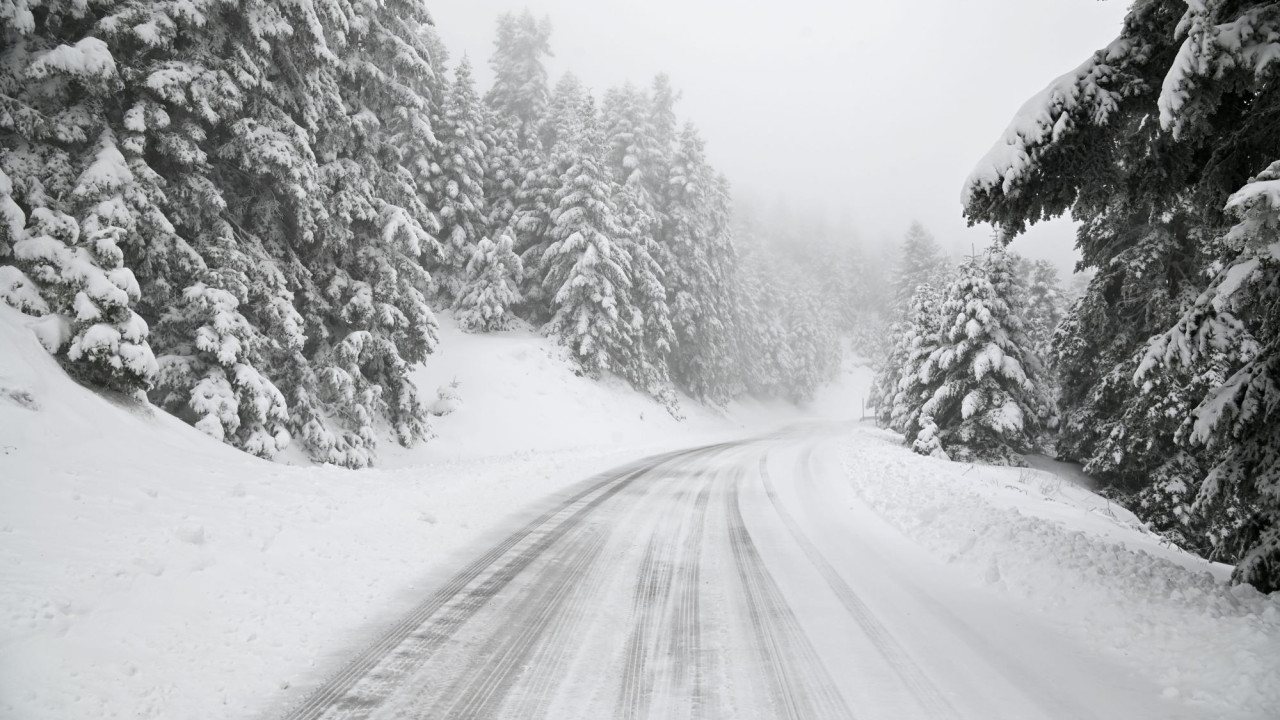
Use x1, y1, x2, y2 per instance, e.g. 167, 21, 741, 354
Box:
870, 282, 944, 430
699, 171, 746, 403
731, 241, 840, 404
1017, 258, 1067, 352
777, 275, 841, 402
539, 73, 589, 158
86, 0, 315, 457
58, 129, 162, 392
297, 0, 445, 465
151, 283, 291, 456
601, 83, 654, 191
0, 11, 162, 395
645, 74, 680, 203
659, 124, 741, 403
611, 181, 676, 405
508, 149, 562, 319
481, 108, 525, 238
432, 56, 491, 301
12, 202, 158, 393
890, 221, 949, 316
734, 255, 794, 400
538, 97, 639, 379
905, 247, 1055, 463
599, 83, 677, 404
1137, 160, 1280, 591
485, 10, 553, 150
454, 231, 523, 332
0, 169, 43, 312
126, 0, 443, 466
1076, 333, 1234, 557
44, 0, 319, 460
1048, 223, 1205, 494
637, 73, 680, 293
512, 74, 589, 318
117, 0, 437, 467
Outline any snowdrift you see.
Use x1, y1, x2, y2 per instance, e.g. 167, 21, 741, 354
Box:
843, 428, 1280, 718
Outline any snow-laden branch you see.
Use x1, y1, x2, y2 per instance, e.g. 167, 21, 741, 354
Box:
1159, 2, 1280, 136
1136, 160, 1280, 451
961, 37, 1138, 208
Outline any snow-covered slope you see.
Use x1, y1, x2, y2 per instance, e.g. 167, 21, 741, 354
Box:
384, 313, 845, 465
0, 307, 865, 720
841, 429, 1280, 718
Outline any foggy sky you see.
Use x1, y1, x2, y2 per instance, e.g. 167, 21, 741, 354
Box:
430, 0, 1130, 275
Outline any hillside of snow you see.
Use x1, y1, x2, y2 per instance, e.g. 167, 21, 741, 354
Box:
0, 306, 867, 720
383, 312, 859, 465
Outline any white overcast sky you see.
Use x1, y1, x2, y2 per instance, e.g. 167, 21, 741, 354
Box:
430, 0, 1130, 274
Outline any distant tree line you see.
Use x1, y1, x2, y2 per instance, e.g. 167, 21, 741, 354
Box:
0, 5, 856, 467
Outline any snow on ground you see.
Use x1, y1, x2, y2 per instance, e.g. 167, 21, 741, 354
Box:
381, 313, 858, 465
841, 427, 1280, 719
0, 306, 868, 720
8, 295, 1274, 720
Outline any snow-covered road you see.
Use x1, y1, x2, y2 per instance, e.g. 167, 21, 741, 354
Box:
280, 424, 1193, 720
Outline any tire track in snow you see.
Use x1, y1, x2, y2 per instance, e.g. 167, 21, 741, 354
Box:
662, 476, 713, 719
423, 520, 611, 719
614, 466, 718, 720
615, 533, 675, 719
391, 455, 701, 720
490, 509, 622, 719
500, 478, 705, 719
339, 473, 638, 717
761, 448, 960, 719
725, 466, 855, 720
280, 443, 734, 720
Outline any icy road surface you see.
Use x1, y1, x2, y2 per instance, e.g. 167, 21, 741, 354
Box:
280, 424, 1191, 720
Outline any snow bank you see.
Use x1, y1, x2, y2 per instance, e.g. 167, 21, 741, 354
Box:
0, 305, 870, 720
843, 427, 1280, 719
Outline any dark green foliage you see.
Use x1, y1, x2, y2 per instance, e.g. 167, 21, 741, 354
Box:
963, 0, 1280, 589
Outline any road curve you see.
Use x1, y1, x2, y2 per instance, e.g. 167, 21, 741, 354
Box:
278, 425, 1193, 720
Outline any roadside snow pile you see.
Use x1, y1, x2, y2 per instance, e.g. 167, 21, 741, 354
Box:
844, 427, 1280, 718
0, 304, 871, 720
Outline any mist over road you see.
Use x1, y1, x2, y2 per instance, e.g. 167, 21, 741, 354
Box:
281, 425, 1185, 720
